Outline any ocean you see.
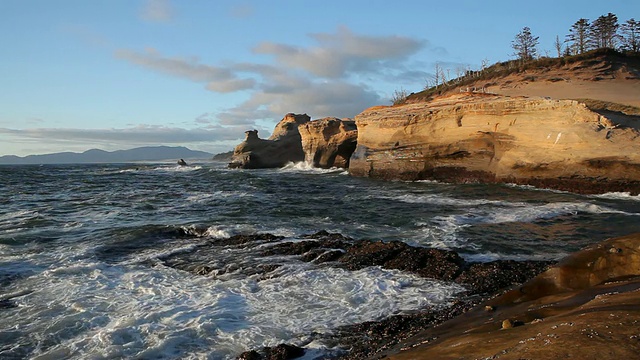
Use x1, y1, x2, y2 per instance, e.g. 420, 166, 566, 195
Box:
1, 161, 640, 359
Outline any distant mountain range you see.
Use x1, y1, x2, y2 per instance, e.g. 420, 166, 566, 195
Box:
0, 146, 213, 165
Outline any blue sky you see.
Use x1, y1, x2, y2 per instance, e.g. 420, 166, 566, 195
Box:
1, 0, 637, 156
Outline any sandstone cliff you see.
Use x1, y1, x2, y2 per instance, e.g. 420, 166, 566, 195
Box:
388, 232, 640, 360
299, 117, 358, 168
229, 113, 310, 169
229, 114, 357, 169
349, 93, 640, 194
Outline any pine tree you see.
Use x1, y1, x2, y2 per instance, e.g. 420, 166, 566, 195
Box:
621, 18, 640, 53
590, 13, 619, 49
566, 18, 590, 55
512, 27, 539, 61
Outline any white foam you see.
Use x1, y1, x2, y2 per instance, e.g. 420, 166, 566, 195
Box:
384, 192, 504, 207
1, 259, 464, 360
151, 165, 203, 172
593, 192, 640, 201
185, 190, 253, 203
279, 162, 346, 175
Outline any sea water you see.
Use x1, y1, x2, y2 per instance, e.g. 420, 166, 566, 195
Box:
1, 161, 640, 359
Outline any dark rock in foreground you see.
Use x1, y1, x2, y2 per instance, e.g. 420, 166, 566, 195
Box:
158, 230, 552, 359
237, 344, 305, 360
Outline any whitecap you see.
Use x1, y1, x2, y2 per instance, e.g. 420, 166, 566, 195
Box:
592, 192, 640, 201
432, 201, 634, 227
279, 162, 346, 175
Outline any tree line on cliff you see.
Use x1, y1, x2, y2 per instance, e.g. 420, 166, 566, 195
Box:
394, 12, 640, 105
513, 13, 639, 61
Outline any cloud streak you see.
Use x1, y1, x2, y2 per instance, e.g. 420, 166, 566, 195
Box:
254, 26, 425, 78
0, 124, 256, 145
115, 27, 429, 131
115, 48, 256, 93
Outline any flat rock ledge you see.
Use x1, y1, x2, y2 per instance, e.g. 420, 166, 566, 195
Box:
385, 232, 640, 360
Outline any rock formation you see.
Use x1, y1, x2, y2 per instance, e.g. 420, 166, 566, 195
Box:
229, 113, 358, 169
349, 93, 640, 194
229, 113, 310, 169
299, 117, 358, 168
386, 232, 640, 360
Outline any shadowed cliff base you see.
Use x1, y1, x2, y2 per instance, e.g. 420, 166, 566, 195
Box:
349, 93, 640, 194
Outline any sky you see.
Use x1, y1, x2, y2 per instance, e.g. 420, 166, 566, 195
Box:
1, 0, 638, 156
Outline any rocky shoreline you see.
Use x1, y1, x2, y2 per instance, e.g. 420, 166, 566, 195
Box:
227, 92, 640, 195
158, 231, 552, 359
157, 231, 640, 359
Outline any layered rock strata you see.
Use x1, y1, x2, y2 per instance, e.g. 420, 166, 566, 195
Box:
298, 117, 358, 168
229, 114, 358, 169
349, 93, 640, 194
386, 232, 640, 360
229, 113, 310, 169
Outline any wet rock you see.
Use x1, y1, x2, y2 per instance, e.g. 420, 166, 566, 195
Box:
340, 240, 465, 281
213, 233, 285, 247
335, 299, 480, 360
237, 350, 262, 360
236, 344, 305, 360
455, 260, 553, 295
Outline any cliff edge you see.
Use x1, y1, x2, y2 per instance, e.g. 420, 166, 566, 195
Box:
349, 92, 640, 194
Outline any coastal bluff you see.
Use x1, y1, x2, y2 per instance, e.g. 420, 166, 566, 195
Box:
349, 93, 640, 194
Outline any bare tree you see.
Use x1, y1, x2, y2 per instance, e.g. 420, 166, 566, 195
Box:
554, 35, 563, 57
512, 27, 539, 61
590, 13, 619, 49
391, 88, 408, 105
621, 18, 640, 53
566, 18, 590, 54
481, 58, 490, 71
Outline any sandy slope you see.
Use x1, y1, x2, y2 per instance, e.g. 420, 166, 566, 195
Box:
488, 77, 640, 109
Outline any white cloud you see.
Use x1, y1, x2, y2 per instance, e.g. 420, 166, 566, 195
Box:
140, 0, 175, 23
253, 26, 425, 78
115, 48, 259, 93
115, 27, 429, 132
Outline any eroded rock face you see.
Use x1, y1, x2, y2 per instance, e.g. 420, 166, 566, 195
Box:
349, 93, 640, 194
385, 233, 640, 360
299, 117, 358, 168
229, 113, 310, 169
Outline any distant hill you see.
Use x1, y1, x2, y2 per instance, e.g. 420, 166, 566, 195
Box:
0, 146, 213, 165
212, 150, 233, 161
